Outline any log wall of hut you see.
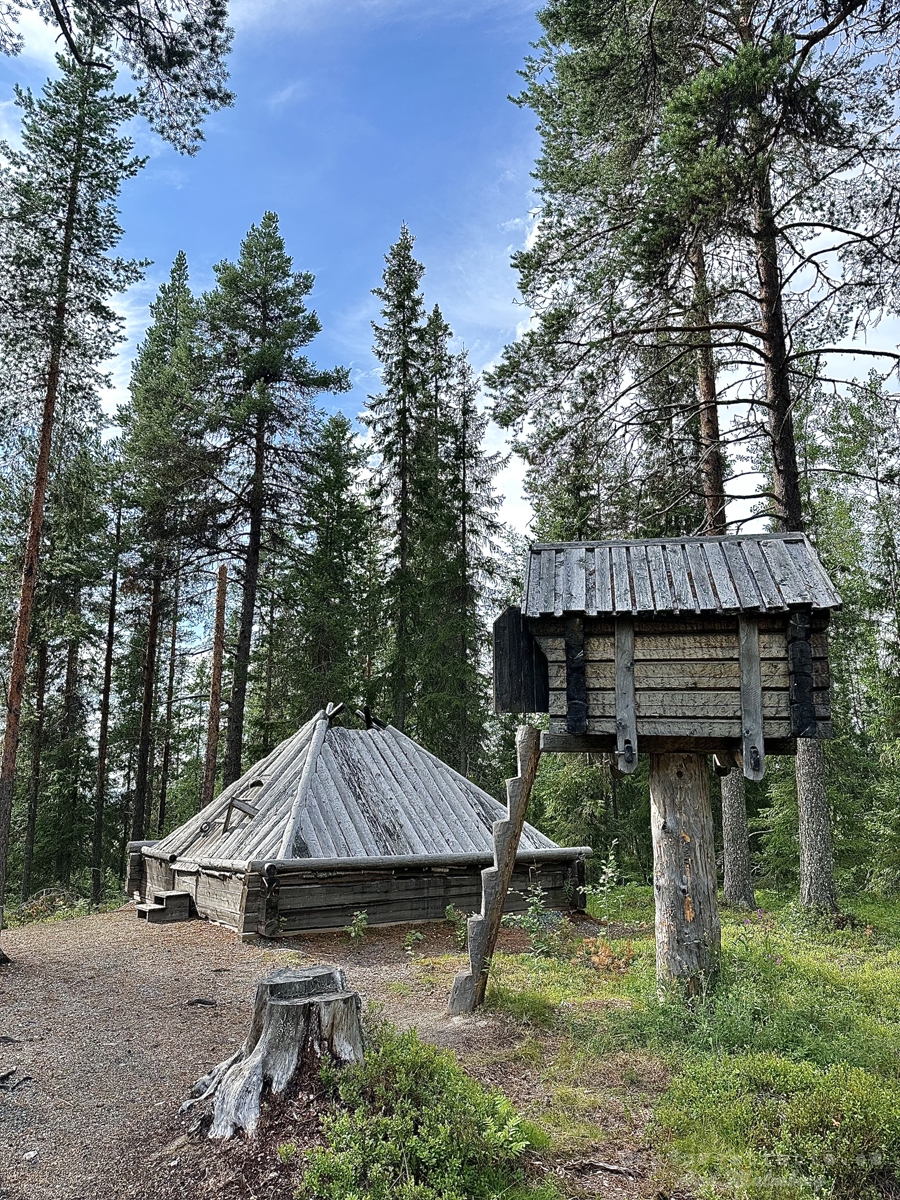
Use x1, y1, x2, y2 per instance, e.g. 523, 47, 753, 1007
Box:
132, 846, 587, 938
534, 614, 832, 753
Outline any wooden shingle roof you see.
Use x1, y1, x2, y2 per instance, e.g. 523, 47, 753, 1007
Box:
153, 712, 560, 866
523, 533, 840, 618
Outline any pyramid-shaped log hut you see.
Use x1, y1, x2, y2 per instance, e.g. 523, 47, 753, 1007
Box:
128, 711, 590, 937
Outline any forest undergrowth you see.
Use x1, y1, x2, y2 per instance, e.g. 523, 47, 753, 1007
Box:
474, 888, 900, 1199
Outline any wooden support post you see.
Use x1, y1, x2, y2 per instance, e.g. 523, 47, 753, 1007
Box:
201, 565, 228, 809
564, 616, 587, 735
788, 608, 817, 737
448, 726, 541, 1014
183, 966, 363, 1138
650, 752, 721, 994
738, 615, 765, 782
615, 616, 637, 774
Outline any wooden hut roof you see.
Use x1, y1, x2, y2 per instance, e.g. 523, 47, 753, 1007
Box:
152, 713, 560, 866
523, 533, 840, 618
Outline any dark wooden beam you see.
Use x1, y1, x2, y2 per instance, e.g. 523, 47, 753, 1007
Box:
492, 606, 549, 714
564, 615, 587, 734
788, 608, 818, 738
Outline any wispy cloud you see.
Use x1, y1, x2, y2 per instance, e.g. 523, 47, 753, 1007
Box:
231, 0, 536, 34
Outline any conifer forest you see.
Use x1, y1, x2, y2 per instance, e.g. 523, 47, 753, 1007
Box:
3, 3, 900, 1200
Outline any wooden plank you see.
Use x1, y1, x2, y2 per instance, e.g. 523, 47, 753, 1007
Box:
539, 548, 555, 613
548, 658, 795, 690
762, 537, 809, 605
564, 615, 588, 735
665, 543, 695, 612
543, 730, 802, 755
553, 548, 564, 616
611, 545, 632, 611
739, 615, 766, 781
646, 543, 672, 610
614, 616, 637, 773
721, 539, 762, 608
685, 543, 718, 610
585, 546, 597, 613
740, 539, 784, 609
493, 606, 550, 714
704, 540, 740, 610
548, 689, 789, 719
629, 545, 655, 612
594, 545, 612, 612
564, 546, 586, 612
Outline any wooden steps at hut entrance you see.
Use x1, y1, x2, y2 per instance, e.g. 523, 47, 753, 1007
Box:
136, 889, 193, 924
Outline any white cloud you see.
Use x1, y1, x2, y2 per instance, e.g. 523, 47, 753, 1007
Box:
13, 10, 64, 66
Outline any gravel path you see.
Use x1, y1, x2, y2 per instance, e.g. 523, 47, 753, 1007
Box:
0, 907, 487, 1200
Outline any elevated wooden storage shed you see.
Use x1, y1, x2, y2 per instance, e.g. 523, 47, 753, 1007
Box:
494, 533, 840, 781
129, 713, 589, 937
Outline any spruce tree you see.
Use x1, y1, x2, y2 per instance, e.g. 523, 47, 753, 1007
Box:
0, 51, 144, 936
366, 225, 427, 731
201, 213, 348, 784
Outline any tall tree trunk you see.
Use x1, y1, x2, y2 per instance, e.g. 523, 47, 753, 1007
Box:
224, 412, 266, 786
755, 173, 835, 909
21, 640, 48, 903
202, 564, 227, 807
797, 737, 837, 910
0, 67, 91, 938
692, 246, 755, 909
131, 570, 162, 840
56, 635, 80, 887
157, 567, 180, 835
91, 504, 120, 905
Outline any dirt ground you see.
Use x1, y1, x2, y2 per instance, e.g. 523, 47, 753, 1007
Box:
0, 908, 671, 1200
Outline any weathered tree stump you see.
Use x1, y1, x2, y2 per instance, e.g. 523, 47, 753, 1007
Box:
183, 965, 363, 1138
650, 752, 721, 995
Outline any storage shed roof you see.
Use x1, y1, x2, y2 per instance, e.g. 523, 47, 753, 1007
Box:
523, 533, 840, 618
152, 712, 560, 866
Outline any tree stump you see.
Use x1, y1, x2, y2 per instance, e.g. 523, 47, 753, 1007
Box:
650, 752, 721, 995
183, 965, 363, 1138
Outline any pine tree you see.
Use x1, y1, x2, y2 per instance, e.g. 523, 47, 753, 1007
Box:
201, 212, 348, 785
0, 51, 144, 936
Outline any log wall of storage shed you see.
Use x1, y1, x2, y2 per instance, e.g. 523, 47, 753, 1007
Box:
535, 614, 832, 752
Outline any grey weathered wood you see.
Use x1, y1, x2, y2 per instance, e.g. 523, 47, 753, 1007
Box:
548, 688, 792, 720
703, 540, 740, 610
184, 967, 363, 1138
584, 545, 597, 612
721, 539, 762, 609
686, 543, 718, 610
646, 543, 671, 609
796, 738, 837, 911
564, 615, 588, 735
547, 658, 798, 690
611, 545, 632, 612
739, 539, 783, 609
594, 545, 612, 612
565, 545, 586, 612
763, 536, 807, 604
614, 616, 637, 774
739, 615, 766, 781
277, 713, 328, 860
665, 543, 694, 612
630, 546, 654, 612
650, 752, 721, 994
721, 769, 755, 909
448, 726, 542, 1014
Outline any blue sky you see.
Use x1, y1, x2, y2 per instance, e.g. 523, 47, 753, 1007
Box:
0, 1, 543, 527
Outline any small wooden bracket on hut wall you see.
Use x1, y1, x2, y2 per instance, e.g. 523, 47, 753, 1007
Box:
787, 607, 818, 738
738, 615, 765, 781
564, 615, 587, 735
614, 616, 638, 774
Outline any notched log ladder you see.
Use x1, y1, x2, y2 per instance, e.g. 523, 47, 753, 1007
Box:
448, 725, 542, 1015
183, 965, 363, 1138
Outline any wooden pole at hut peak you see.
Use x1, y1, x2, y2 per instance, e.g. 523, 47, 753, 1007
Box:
650, 752, 721, 995
448, 724, 541, 1015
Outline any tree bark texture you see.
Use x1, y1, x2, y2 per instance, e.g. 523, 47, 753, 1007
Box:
21, 640, 48, 903
721, 769, 755, 909
224, 415, 266, 787
0, 67, 90, 932
131, 571, 162, 841
183, 966, 363, 1138
55, 635, 80, 887
92, 506, 120, 905
202, 564, 227, 806
448, 725, 541, 1014
796, 737, 837, 911
650, 753, 721, 994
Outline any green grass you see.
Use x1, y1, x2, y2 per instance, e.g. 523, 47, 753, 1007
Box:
482, 887, 900, 1198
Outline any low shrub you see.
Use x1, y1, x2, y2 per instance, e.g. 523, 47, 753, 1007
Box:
657, 1052, 900, 1199
294, 1019, 555, 1200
